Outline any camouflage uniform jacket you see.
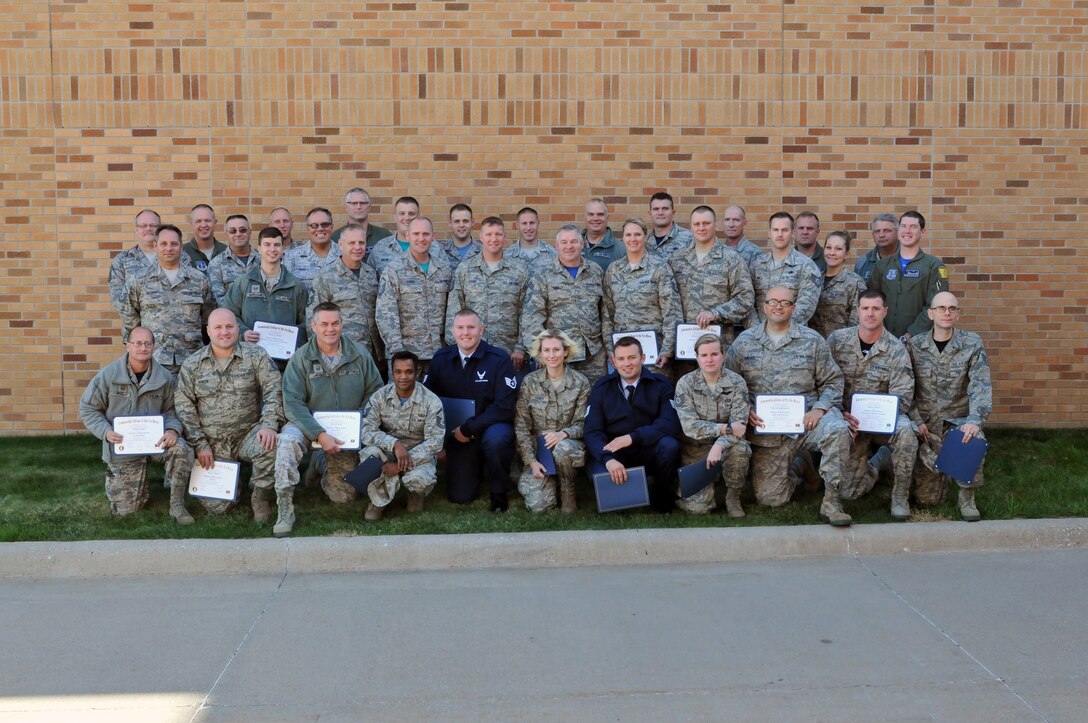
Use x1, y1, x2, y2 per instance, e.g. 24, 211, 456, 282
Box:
309, 258, 381, 356
445, 253, 530, 355
207, 247, 257, 305
282, 335, 384, 442
366, 235, 404, 277
826, 326, 914, 417
504, 241, 557, 274
673, 368, 750, 447
581, 228, 625, 271
221, 264, 309, 346
748, 248, 822, 326
79, 354, 183, 464
668, 242, 755, 338
120, 264, 215, 367
175, 341, 284, 453
514, 367, 591, 466
438, 238, 482, 271
602, 253, 682, 357
360, 381, 446, 465
908, 328, 991, 428
283, 242, 342, 291
108, 246, 190, 313
375, 253, 452, 360
520, 257, 607, 357
726, 322, 844, 414
728, 236, 764, 268
650, 223, 694, 259
810, 269, 866, 339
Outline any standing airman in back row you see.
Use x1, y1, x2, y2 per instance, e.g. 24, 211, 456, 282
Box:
284, 207, 342, 292
109, 209, 167, 313
310, 223, 382, 364
207, 214, 256, 305
332, 187, 388, 253
647, 191, 694, 258
368, 196, 421, 275
868, 211, 948, 342
748, 212, 822, 328
439, 203, 481, 270
504, 207, 557, 273
581, 198, 625, 271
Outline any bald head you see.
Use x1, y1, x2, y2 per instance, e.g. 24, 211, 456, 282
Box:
928, 291, 961, 332
207, 308, 240, 354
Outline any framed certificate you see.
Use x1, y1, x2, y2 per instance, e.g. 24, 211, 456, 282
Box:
111, 415, 165, 456
674, 324, 722, 360
311, 410, 362, 450
612, 329, 659, 365
188, 460, 240, 501
252, 321, 299, 360
850, 393, 899, 434
754, 394, 806, 434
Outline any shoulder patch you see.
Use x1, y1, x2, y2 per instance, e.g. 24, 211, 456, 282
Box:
505, 376, 517, 389
938, 266, 949, 279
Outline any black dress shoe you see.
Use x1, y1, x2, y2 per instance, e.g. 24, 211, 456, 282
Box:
490, 493, 509, 513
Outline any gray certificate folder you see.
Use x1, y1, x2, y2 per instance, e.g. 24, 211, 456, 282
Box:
440, 397, 476, 431
678, 459, 722, 498
346, 455, 384, 494
934, 428, 988, 485
593, 466, 650, 512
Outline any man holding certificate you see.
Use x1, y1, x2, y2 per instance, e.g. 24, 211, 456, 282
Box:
176, 309, 286, 530
826, 289, 918, 520
726, 286, 854, 526
222, 227, 309, 369
278, 302, 384, 510
79, 327, 195, 522
907, 292, 992, 521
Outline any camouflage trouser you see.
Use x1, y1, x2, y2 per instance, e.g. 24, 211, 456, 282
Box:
914, 422, 986, 505
840, 415, 919, 501
105, 438, 193, 516
676, 435, 751, 515
571, 346, 608, 387
197, 424, 279, 515
518, 438, 585, 512
277, 423, 361, 503
361, 446, 437, 508
749, 407, 851, 507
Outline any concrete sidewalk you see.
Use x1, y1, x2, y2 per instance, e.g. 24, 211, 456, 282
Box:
2, 517, 1086, 578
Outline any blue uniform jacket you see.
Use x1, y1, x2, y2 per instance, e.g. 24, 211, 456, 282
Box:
584, 370, 681, 465
424, 340, 518, 438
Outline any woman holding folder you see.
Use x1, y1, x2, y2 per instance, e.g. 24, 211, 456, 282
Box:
515, 330, 591, 513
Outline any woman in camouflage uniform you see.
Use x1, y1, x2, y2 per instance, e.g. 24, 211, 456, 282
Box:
810, 230, 866, 338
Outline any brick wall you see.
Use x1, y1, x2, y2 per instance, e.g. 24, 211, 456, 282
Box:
1, 0, 1085, 434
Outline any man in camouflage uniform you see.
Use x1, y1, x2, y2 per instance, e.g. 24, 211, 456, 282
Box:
504, 207, 557, 273
368, 196, 420, 276
520, 224, 610, 385
647, 191, 694, 259
310, 223, 382, 364
207, 214, 257, 304
669, 205, 754, 353
278, 302, 384, 507
438, 203, 481, 270
726, 286, 854, 526
108, 209, 170, 313
375, 217, 452, 375
827, 289, 918, 519
176, 309, 286, 532
120, 224, 215, 378
673, 334, 751, 517
283, 207, 342, 292
79, 326, 194, 522
722, 204, 763, 268
908, 291, 992, 521
445, 216, 530, 367
748, 212, 822, 327
359, 351, 446, 521
268, 207, 300, 253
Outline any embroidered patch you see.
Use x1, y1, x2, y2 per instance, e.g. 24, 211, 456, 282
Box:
505, 376, 517, 389
885, 269, 898, 281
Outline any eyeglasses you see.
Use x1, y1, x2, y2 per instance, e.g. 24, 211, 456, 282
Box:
930, 305, 960, 314
226, 227, 250, 235
127, 341, 154, 348
764, 299, 795, 308
308, 222, 334, 230
135, 223, 158, 230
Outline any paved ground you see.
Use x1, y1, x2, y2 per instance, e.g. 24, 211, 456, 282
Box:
1, 547, 1085, 721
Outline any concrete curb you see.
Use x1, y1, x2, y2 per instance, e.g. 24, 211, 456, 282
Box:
2, 518, 1086, 579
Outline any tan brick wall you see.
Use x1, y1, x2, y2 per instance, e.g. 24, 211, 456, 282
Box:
1, 0, 1085, 433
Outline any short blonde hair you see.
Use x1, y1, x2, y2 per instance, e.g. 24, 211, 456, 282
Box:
693, 332, 724, 355
530, 329, 582, 363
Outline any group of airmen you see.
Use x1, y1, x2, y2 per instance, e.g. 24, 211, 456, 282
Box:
80, 188, 992, 536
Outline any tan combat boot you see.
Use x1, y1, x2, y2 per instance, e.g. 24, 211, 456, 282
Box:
251, 486, 274, 523
169, 480, 194, 525
406, 492, 425, 513
724, 486, 745, 518
559, 480, 577, 514
889, 473, 911, 521
364, 504, 384, 522
819, 487, 853, 527
958, 487, 981, 522
272, 488, 295, 538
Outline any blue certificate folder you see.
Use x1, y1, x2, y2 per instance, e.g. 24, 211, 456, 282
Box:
592, 466, 650, 512
678, 459, 722, 498
346, 455, 384, 493
440, 397, 476, 431
935, 428, 988, 485
535, 435, 557, 475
